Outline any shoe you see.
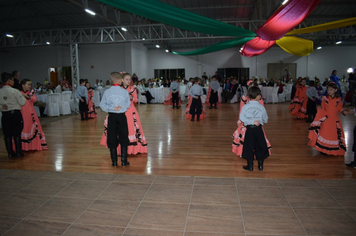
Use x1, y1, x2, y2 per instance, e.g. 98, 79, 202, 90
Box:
191, 119, 194, 121
209, 106, 212, 109
14, 136, 24, 157
297, 117, 300, 120
177, 106, 180, 109
243, 160, 253, 171
346, 163, 355, 168
5, 137, 15, 158
214, 107, 217, 109
121, 146, 130, 166
258, 160, 264, 171
110, 148, 117, 166
320, 151, 328, 156
172, 107, 175, 109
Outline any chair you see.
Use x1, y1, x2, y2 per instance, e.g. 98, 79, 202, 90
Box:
47, 93, 61, 116
60, 91, 72, 115
201, 94, 207, 103
278, 90, 286, 103
267, 87, 279, 104
93, 90, 101, 107
242, 86, 248, 97
55, 85, 62, 93
230, 92, 240, 103
137, 90, 147, 104
159, 87, 170, 103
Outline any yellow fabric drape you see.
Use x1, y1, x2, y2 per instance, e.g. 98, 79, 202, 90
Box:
276, 36, 314, 56
287, 17, 356, 35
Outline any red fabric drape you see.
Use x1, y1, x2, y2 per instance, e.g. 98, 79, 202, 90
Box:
240, 0, 321, 56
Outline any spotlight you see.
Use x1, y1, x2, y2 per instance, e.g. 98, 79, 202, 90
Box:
156, 45, 160, 48
335, 41, 342, 44
85, 9, 96, 16
317, 46, 322, 49
6, 34, 14, 38
121, 27, 127, 32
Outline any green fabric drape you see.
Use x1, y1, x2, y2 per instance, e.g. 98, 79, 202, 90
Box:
96, 0, 256, 37
172, 37, 255, 55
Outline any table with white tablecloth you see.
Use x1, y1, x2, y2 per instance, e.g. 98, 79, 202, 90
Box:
147, 88, 163, 103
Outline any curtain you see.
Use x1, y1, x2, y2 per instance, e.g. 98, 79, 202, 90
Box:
97, 0, 256, 37
240, 37, 276, 57
276, 36, 313, 57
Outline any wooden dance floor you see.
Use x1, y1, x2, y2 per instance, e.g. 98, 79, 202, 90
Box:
1, 102, 356, 179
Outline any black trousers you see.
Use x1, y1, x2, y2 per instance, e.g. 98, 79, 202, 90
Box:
79, 97, 89, 112
306, 98, 317, 116
190, 97, 202, 117
107, 112, 130, 149
242, 125, 269, 161
172, 92, 179, 107
209, 91, 218, 107
1, 110, 23, 138
144, 91, 154, 103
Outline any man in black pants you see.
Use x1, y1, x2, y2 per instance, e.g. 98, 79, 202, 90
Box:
189, 77, 204, 121
0, 72, 26, 158
170, 77, 180, 109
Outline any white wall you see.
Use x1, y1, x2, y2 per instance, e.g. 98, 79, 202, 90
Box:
1, 43, 354, 86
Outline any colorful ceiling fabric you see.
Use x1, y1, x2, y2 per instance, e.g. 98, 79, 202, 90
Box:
172, 37, 255, 56
97, 0, 256, 37
287, 17, 356, 35
241, 0, 321, 57
276, 36, 313, 57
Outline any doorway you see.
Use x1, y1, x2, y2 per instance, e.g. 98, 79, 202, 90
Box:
49, 67, 58, 86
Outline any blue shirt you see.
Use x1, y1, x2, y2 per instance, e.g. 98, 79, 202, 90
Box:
239, 100, 268, 126
190, 84, 203, 97
99, 86, 130, 113
170, 81, 179, 92
210, 81, 220, 91
75, 85, 88, 102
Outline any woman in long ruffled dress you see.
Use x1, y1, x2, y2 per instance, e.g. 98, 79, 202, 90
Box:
19, 79, 47, 151
100, 72, 147, 155
289, 78, 308, 119
85, 82, 97, 118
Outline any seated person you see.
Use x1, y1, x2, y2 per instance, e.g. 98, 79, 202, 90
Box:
136, 81, 154, 103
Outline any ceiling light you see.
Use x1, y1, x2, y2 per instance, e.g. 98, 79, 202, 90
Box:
142, 38, 145, 40
6, 34, 13, 38
335, 41, 342, 44
317, 46, 322, 49
165, 49, 169, 52
282, 0, 289, 5
156, 45, 160, 48
121, 27, 127, 32
46, 42, 50, 45
347, 68, 354, 73
85, 9, 96, 16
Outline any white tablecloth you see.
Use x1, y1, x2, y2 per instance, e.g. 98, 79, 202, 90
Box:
179, 85, 186, 101
147, 88, 163, 103
93, 90, 101, 107
261, 87, 274, 102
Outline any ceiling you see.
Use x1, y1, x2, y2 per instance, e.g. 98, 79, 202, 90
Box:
0, 0, 355, 51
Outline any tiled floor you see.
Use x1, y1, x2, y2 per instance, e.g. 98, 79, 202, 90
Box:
0, 169, 355, 236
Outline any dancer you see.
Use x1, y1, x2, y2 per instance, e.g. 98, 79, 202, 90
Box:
100, 73, 148, 155
239, 86, 269, 171
85, 82, 97, 118
188, 77, 204, 121
232, 81, 271, 158
0, 72, 26, 157
305, 81, 319, 122
308, 82, 348, 156
99, 72, 130, 166
75, 79, 88, 120
19, 79, 47, 151
289, 78, 307, 119
205, 76, 221, 109
164, 77, 181, 108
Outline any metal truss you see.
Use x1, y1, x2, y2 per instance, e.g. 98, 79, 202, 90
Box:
1, 20, 355, 48
70, 43, 80, 114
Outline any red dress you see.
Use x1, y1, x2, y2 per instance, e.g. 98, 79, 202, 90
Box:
289, 85, 307, 118
308, 96, 346, 156
163, 91, 182, 106
20, 91, 47, 151
232, 95, 271, 156
100, 86, 148, 155
204, 85, 222, 107
184, 95, 206, 120
87, 89, 97, 118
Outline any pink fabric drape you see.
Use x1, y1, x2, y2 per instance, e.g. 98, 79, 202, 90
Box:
241, 0, 321, 57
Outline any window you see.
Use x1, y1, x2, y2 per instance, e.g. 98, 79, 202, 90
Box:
154, 68, 185, 81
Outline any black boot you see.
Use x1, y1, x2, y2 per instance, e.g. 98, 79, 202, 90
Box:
85, 111, 89, 120
191, 115, 195, 121
110, 148, 117, 166
209, 106, 212, 109
243, 160, 253, 171
258, 159, 264, 171
4, 137, 15, 158
121, 146, 130, 166
80, 112, 84, 120
14, 136, 24, 157
197, 115, 200, 121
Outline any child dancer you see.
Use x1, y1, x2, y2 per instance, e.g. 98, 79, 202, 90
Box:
19, 79, 47, 151
188, 77, 204, 121
100, 73, 148, 155
0, 72, 26, 158
289, 78, 307, 119
305, 80, 319, 122
308, 83, 348, 156
85, 82, 97, 118
205, 76, 221, 109
164, 77, 181, 108
232, 81, 271, 158
239, 86, 269, 171
99, 72, 131, 166
75, 79, 88, 120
